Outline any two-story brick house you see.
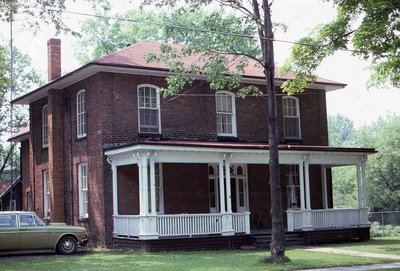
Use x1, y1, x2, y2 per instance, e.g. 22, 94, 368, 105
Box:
10, 39, 375, 250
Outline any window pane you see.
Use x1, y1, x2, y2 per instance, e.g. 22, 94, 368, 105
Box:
284, 118, 300, 138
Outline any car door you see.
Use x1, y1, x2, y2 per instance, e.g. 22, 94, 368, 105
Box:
0, 214, 19, 251
18, 214, 50, 250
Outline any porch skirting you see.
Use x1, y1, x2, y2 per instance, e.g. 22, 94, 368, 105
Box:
113, 227, 370, 252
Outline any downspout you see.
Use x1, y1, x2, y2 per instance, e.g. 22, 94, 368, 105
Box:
68, 96, 74, 224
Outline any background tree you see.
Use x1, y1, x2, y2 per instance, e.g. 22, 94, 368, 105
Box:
328, 114, 355, 147
74, 8, 260, 64
328, 114, 357, 207
356, 116, 400, 211
281, 0, 400, 92
0, 44, 43, 181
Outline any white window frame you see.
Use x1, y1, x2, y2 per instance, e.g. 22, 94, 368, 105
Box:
42, 105, 48, 147
78, 163, 89, 218
137, 84, 161, 134
215, 91, 237, 137
76, 89, 87, 138
43, 170, 50, 218
282, 96, 301, 139
286, 165, 300, 209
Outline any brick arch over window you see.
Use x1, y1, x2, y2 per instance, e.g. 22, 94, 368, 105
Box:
137, 84, 161, 133
282, 96, 301, 139
76, 89, 87, 138
215, 91, 237, 137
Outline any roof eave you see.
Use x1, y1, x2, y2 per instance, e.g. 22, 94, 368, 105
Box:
13, 63, 346, 105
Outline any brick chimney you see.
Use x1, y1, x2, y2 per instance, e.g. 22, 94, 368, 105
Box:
47, 38, 61, 81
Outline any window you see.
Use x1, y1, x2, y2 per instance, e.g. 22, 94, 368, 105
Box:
147, 164, 164, 214
216, 91, 237, 137
282, 96, 301, 139
137, 85, 160, 133
0, 214, 17, 227
43, 170, 50, 217
42, 105, 48, 147
286, 165, 300, 209
78, 163, 89, 218
19, 214, 45, 227
77, 89, 87, 138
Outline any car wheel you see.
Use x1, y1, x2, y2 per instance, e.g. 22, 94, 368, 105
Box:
57, 236, 78, 255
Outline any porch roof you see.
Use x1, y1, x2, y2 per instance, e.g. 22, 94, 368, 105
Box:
105, 140, 376, 154
104, 140, 375, 166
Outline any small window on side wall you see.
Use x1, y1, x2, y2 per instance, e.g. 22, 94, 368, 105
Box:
215, 91, 237, 137
43, 170, 50, 218
137, 85, 161, 133
78, 163, 89, 218
282, 96, 301, 139
42, 105, 48, 147
77, 89, 87, 138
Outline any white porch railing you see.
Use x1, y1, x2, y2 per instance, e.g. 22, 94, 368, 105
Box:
113, 215, 140, 237
287, 208, 370, 231
157, 213, 222, 236
114, 212, 251, 238
232, 212, 251, 233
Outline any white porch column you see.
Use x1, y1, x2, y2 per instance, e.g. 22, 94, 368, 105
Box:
302, 155, 313, 231
111, 161, 119, 216
150, 154, 157, 215
299, 161, 305, 210
218, 158, 226, 213
222, 154, 234, 236
321, 166, 328, 209
225, 155, 232, 213
356, 161, 362, 209
361, 155, 368, 208
137, 151, 158, 240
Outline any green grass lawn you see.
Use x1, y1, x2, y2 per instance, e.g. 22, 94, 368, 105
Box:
326, 236, 400, 255
0, 248, 396, 271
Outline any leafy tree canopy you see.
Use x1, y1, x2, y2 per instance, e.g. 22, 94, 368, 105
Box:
328, 114, 355, 147
281, 0, 400, 93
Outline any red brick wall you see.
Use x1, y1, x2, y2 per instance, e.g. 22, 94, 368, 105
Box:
21, 140, 31, 210
163, 163, 210, 214
117, 165, 139, 215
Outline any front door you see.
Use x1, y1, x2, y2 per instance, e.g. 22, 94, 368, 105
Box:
208, 164, 248, 213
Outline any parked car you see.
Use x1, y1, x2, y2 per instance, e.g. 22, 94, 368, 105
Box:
0, 211, 88, 255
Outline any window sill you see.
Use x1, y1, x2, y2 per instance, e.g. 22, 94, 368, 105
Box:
138, 133, 162, 138
217, 136, 239, 142
282, 138, 303, 144
75, 136, 87, 142
77, 217, 89, 223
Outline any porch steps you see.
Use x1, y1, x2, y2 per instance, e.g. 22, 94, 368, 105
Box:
251, 233, 305, 249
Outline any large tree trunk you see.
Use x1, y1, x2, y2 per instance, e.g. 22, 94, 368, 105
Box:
263, 0, 286, 262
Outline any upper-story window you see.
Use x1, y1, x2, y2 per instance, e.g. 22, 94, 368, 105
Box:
137, 85, 161, 133
42, 105, 48, 147
77, 89, 87, 138
215, 91, 237, 137
282, 96, 301, 139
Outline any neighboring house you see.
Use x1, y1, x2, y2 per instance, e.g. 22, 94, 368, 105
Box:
9, 39, 375, 249
0, 177, 22, 211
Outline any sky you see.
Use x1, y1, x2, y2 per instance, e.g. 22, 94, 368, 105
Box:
1, 0, 400, 128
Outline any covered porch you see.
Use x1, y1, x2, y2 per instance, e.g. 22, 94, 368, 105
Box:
104, 141, 375, 240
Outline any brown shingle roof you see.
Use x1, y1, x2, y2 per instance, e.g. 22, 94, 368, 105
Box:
92, 40, 345, 86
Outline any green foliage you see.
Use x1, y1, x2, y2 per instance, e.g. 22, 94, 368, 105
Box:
0, 0, 110, 34
282, 0, 400, 91
328, 114, 356, 147
359, 116, 400, 211
370, 223, 400, 238
332, 166, 358, 208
